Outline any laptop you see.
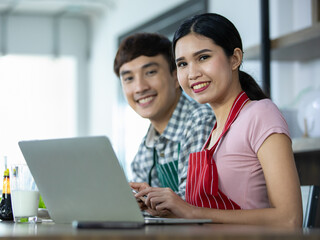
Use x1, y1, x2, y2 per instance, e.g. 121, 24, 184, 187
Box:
18, 136, 212, 227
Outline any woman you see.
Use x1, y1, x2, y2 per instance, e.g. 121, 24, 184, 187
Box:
135, 13, 302, 227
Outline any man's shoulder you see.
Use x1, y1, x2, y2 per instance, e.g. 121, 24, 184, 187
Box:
180, 94, 214, 119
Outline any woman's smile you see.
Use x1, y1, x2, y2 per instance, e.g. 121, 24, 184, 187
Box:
191, 81, 210, 93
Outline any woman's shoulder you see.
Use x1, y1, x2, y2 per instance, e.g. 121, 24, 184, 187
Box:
247, 98, 278, 110
238, 99, 290, 153
241, 98, 287, 126
244, 99, 282, 116
243, 98, 288, 129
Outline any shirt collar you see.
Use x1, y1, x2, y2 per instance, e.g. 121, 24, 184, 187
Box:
144, 93, 188, 148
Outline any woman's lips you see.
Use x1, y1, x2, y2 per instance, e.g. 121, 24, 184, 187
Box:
191, 82, 210, 93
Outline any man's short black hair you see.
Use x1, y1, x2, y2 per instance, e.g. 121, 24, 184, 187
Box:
113, 33, 176, 77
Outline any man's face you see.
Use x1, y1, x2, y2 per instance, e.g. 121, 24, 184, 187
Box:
119, 55, 179, 123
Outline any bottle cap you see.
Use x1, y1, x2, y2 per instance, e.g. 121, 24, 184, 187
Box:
4, 169, 9, 177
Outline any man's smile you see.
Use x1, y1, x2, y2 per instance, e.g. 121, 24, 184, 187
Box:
137, 95, 156, 106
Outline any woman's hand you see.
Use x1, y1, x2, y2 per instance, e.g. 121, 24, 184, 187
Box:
129, 182, 150, 192
136, 187, 195, 218
129, 182, 150, 210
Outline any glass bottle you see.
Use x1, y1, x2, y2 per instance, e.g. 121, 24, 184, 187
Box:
0, 168, 14, 221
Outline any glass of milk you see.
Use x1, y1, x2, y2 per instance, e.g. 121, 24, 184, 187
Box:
10, 164, 39, 223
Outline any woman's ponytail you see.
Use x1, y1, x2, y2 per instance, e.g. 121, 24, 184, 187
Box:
239, 70, 269, 100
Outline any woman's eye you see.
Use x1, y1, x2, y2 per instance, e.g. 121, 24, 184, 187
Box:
177, 62, 187, 68
199, 55, 209, 61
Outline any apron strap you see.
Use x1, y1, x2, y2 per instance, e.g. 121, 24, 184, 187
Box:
204, 91, 249, 154
148, 143, 180, 192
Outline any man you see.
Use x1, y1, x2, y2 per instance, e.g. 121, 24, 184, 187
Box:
113, 33, 215, 198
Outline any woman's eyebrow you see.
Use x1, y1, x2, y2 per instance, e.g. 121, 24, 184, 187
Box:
176, 49, 213, 63
193, 49, 212, 56
175, 56, 185, 63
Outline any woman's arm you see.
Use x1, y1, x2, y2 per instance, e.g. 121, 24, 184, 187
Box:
137, 133, 303, 227
254, 133, 302, 226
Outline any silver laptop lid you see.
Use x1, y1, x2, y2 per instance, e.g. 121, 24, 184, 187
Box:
18, 136, 144, 224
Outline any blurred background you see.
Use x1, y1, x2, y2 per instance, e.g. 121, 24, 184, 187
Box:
0, 0, 319, 179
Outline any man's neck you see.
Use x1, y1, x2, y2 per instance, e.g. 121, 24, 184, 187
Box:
150, 90, 182, 134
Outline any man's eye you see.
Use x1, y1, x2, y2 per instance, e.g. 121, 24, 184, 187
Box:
122, 76, 133, 82
146, 70, 157, 76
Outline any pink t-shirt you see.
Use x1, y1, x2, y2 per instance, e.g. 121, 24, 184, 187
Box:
213, 99, 290, 209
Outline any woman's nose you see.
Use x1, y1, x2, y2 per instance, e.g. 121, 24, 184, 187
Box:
188, 64, 202, 80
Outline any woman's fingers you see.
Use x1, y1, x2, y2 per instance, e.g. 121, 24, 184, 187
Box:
143, 188, 173, 209
129, 182, 150, 192
135, 187, 184, 217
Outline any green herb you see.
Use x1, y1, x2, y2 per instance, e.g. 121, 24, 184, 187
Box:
38, 195, 46, 209
20, 217, 28, 223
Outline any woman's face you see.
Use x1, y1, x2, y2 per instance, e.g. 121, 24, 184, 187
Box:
175, 33, 239, 107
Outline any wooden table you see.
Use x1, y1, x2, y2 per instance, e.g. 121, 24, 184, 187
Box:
0, 221, 320, 240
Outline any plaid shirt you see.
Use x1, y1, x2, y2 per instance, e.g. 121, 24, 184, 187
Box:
131, 93, 215, 199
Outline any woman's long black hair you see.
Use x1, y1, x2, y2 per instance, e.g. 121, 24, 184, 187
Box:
172, 13, 268, 100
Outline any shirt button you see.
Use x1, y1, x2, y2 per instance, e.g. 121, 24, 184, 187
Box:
160, 153, 165, 157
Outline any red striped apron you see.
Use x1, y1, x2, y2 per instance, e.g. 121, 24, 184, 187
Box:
185, 91, 249, 209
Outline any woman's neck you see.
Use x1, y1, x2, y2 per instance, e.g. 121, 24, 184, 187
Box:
207, 90, 243, 149
210, 90, 242, 130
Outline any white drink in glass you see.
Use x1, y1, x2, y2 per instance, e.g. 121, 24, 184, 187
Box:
10, 164, 39, 223
11, 190, 39, 222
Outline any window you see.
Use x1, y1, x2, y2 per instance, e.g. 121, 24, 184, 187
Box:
0, 55, 77, 172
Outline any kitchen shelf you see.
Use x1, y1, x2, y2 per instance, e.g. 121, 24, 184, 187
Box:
244, 23, 320, 61
292, 137, 320, 153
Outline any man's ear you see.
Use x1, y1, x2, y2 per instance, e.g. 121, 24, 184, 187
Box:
231, 48, 243, 70
172, 69, 180, 89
